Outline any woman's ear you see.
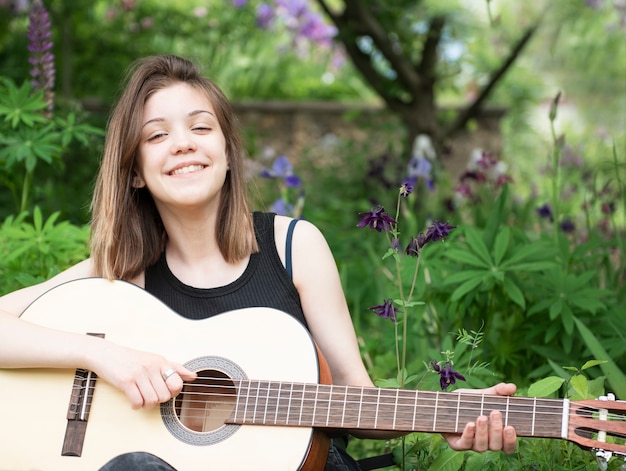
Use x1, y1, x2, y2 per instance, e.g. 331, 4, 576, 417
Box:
131, 175, 146, 188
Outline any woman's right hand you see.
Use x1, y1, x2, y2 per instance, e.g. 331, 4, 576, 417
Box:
89, 340, 197, 409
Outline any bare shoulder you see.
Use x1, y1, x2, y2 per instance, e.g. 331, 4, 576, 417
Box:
0, 259, 95, 317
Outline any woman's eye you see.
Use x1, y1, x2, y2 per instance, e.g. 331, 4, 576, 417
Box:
193, 126, 211, 132
147, 132, 166, 142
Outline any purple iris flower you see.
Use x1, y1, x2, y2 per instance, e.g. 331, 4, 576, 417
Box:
431, 360, 466, 391
369, 299, 397, 322
357, 206, 397, 233
260, 156, 302, 188
270, 198, 293, 217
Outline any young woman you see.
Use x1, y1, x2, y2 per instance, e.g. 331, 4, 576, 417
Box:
0, 55, 517, 470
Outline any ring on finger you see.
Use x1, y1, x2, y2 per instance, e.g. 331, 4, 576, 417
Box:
162, 367, 177, 381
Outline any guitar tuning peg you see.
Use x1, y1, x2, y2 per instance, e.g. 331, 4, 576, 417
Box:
596, 449, 611, 471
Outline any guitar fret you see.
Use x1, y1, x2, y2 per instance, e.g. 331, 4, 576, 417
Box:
325, 385, 333, 427
374, 388, 381, 429
263, 380, 271, 424
412, 390, 418, 430
455, 394, 461, 433
311, 384, 320, 425
286, 383, 294, 425
432, 392, 439, 431
357, 387, 363, 429
274, 382, 282, 424
505, 396, 510, 426
392, 389, 399, 429
530, 397, 537, 435
341, 386, 348, 428
299, 384, 305, 426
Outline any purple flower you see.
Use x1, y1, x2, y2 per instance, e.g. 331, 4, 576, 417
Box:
399, 179, 414, 197
560, 218, 576, 233
270, 198, 293, 216
28, 0, 55, 113
431, 360, 466, 391
260, 155, 302, 188
256, 2, 275, 29
424, 220, 456, 243
536, 203, 553, 222
232, 0, 248, 7
357, 206, 397, 233
369, 299, 397, 322
405, 233, 426, 257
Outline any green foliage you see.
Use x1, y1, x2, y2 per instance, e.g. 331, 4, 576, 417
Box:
0, 207, 89, 295
0, 77, 104, 217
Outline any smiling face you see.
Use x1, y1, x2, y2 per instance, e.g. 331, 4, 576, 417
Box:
135, 82, 229, 213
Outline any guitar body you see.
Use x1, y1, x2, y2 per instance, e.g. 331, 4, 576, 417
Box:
0, 278, 324, 471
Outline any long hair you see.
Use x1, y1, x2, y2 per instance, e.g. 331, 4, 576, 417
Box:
90, 55, 257, 280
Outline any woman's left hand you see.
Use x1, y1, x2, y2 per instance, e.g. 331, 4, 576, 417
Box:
442, 382, 518, 454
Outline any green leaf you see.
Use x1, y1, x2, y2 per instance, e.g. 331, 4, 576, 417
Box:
428, 448, 465, 471
580, 360, 606, 370
574, 317, 626, 398
450, 277, 485, 301
502, 276, 525, 308
528, 376, 565, 397
569, 374, 589, 399
463, 227, 493, 266
493, 226, 510, 266
444, 249, 490, 268
444, 269, 489, 285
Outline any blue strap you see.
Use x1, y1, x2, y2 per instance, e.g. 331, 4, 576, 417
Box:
285, 218, 298, 280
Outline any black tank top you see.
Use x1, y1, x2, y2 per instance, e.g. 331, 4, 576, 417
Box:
144, 212, 307, 326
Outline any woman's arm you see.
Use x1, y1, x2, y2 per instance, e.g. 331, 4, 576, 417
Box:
287, 217, 517, 451
0, 259, 195, 408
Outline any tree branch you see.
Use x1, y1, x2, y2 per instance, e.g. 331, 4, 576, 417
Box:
444, 22, 540, 139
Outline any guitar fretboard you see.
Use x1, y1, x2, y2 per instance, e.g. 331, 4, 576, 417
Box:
228, 380, 565, 438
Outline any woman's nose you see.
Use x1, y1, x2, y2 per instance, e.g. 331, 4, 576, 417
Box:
170, 132, 197, 154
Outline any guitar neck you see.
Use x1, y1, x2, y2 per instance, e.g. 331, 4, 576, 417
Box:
230, 381, 564, 439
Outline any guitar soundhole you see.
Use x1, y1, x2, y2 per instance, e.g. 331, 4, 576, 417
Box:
174, 369, 236, 433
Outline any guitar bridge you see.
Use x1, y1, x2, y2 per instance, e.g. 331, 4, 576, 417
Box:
61, 332, 103, 457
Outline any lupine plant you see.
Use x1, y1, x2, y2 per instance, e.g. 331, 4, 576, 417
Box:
0, 0, 102, 293
0, 0, 103, 215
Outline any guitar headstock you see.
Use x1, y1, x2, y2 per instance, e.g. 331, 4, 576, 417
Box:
567, 393, 626, 466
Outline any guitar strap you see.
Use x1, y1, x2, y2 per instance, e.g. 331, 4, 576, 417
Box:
285, 217, 298, 280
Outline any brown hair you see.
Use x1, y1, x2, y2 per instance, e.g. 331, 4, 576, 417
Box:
90, 55, 257, 280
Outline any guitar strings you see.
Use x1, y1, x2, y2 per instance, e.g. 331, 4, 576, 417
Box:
68, 376, 626, 426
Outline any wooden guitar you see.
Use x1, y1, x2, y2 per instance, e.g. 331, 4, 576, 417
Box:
0, 278, 624, 470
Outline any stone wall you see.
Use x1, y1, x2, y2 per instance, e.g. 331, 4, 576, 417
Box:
232, 100, 507, 182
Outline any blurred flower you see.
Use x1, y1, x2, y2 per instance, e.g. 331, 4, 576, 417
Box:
270, 198, 293, 217
399, 179, 414, 197
27, 0, 55, 114
232, 0, 248, 7
357, 206, 397, 233
424, 220, 456, 243
560, 218, 576, 233
369, 299, 397, 322
431, 360, 466, 391
456, 149, 513, 200
536, 203, 554, 222
256, 2, 275, 28
260, 155, 302, 187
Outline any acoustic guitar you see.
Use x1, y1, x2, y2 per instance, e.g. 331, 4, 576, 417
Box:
0, 278, 624, 470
